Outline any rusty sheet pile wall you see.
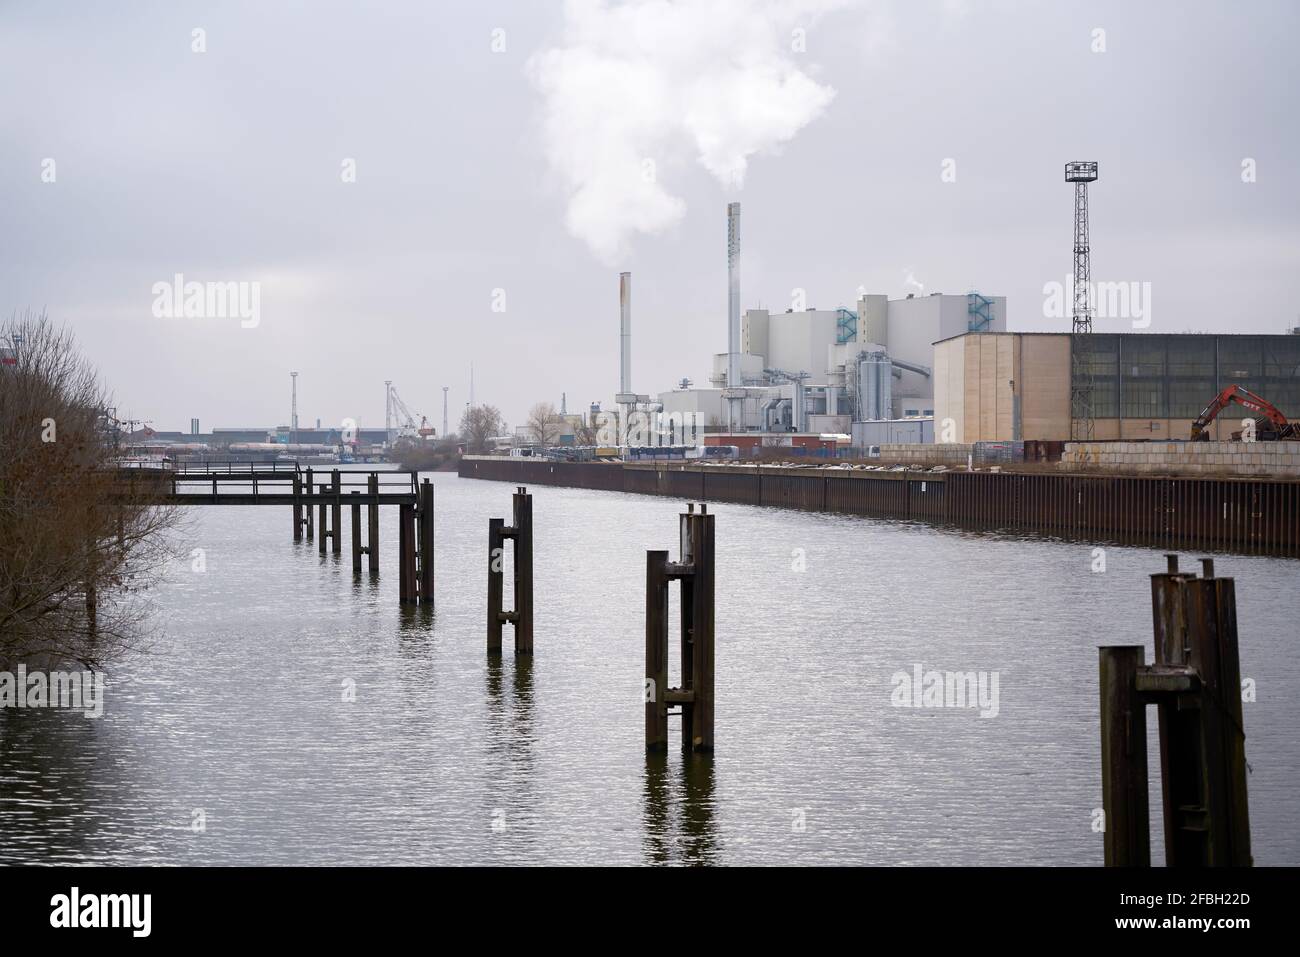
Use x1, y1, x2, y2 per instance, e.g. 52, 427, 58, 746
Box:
458, 457, 1300, 557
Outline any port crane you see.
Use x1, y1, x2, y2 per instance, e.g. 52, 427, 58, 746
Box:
388, 385, 436, 441
1190, 384, 1298, 441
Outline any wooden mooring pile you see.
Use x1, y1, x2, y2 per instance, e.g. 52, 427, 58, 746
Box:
486, 486, 534, 655
1099, 555, 1252, 866
645, 504, 716, 753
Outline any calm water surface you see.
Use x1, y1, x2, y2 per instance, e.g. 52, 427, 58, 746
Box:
2, 471, 1296, 865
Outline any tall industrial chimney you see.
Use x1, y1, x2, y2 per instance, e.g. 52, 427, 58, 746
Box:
619, 272, 632, 395
290, 371, 299, 442
615, 271, 637, 446
725, 202, 742, 431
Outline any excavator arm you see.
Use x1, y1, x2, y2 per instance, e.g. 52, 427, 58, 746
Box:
1190, 384, 1293, 440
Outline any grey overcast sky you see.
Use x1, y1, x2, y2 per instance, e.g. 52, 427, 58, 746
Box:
2, 0, 1297, 432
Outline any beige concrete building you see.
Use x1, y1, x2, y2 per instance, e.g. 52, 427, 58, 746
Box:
934, 332, 1071, 442
935, 331, 1300, 442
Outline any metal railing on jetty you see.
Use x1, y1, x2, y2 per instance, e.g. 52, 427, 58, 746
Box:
113, 461, 432, 605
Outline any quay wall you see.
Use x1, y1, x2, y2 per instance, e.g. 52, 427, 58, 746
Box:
1063, 441, 1300, 478
458, 456, 1300, 557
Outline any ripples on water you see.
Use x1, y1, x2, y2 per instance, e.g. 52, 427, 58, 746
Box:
1, 472, 1296, 865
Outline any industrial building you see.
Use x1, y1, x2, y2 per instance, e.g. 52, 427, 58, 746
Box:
656, 290, 1005, 440
615, 198, 1300, 455
935, 332, 1300, 443
614, 201, 1009, 449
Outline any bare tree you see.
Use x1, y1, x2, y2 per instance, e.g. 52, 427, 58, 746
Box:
573, 414, 599, 446
526, 402, 563, 446
458, 404, 505, 454
0, 312, 180, 670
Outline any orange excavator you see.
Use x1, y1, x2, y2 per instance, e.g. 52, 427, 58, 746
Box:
1190, 384, 1299, 441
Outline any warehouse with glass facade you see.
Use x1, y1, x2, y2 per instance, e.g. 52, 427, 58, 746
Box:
934, 332, 1300, 442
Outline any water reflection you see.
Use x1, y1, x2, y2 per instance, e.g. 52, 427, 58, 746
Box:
0, 711, 125, 864
484, 655, 538, 852
485, 654, 536, 732
642, 750, 719, 865
396, 605, 435, 645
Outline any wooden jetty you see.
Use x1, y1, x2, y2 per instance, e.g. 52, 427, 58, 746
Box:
117, 462, 434, 606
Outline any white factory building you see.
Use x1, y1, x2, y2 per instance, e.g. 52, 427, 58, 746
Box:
657, 291, 1006, 440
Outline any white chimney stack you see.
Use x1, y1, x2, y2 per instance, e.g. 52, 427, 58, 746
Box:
619, 271, 631, 396
615, 271, 638, 446
726, 202, 743, 431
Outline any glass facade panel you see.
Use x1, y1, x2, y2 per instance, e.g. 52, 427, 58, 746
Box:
1117, 336, 1166, 418
1079, 334, 1118, 377
1120, 335, 1166, 378
1169, 379, 1217, 418
1167, 336, 1216, 378
1261, 338, 1300, 420
1262, 380, 1300, 421
1066, 334, 1300, 424
1121, 379, 1165, 418
1263, 337, 1300, 378
1165, 336, 1217, 417
1072, 334, 1118, 417
1219, 337, 1264, 381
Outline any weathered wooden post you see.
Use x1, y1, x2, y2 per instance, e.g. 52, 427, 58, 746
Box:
318, 479, 328, 555
418, 478, 435, 606
1098, 645, 1150, 866
645, 503, 715, 752
1153, 556, 1252, 866
293, 472, 303, 541
682, 506, 715, 751
1098, 555, 1252, 867
512, 487, 532, 653
305, 467, 315, 540
398, 503, 417, 603
367, 473, 380, 575
645, 548, 669, 751
487, 517, 505, 654
331, 469, 342, 556
486, 487, 532, 652
1204, 564, 1252, 865
350, 491, 362, 576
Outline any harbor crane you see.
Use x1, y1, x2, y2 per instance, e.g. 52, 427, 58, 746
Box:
387, 384, 435, 441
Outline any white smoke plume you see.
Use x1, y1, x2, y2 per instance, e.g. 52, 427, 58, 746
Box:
529, 0, 843, 263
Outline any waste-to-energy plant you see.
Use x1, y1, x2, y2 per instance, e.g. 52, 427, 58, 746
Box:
610, 180, 1299, 452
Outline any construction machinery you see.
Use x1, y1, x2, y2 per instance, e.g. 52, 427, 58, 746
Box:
1190, 384, 1299, 441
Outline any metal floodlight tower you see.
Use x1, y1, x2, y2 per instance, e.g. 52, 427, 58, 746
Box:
1066, 161, 1098, 442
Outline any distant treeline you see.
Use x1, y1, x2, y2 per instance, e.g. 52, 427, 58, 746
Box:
392, 442, 460, 472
